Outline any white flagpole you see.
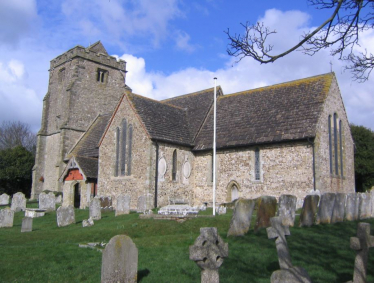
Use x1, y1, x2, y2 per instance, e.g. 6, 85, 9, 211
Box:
213, 77, 217, 216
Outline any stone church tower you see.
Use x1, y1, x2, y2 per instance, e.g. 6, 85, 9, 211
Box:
31, 42, 127, 199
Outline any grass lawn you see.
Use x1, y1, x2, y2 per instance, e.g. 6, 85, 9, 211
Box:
0, 206, 373, 282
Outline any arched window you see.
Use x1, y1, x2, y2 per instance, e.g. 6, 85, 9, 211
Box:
334, 113, 339, 175
114, 127, 120, 177
120, 119, 127, 176
172, 150, 177, 181
255, 148, 261, 181
328, 115, 333, 174
127, 125, 133, 176
339, 119, 343, 176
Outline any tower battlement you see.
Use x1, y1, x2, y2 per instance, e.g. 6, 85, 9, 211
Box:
50, 45, 126, 71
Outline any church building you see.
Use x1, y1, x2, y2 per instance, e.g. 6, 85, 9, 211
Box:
31, 42, 355, 209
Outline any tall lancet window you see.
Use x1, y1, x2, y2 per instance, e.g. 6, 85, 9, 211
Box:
334, 113, 339, 175
255, 148, 261, 181
114, 127, 120, 177
328, 115, 333, 174
172, 150, 177, 181
120, 119, 127, 176
127, 125, 133, 176
339, 119, 344, 177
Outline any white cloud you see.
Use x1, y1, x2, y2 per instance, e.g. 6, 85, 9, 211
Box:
174, 30, 197, 53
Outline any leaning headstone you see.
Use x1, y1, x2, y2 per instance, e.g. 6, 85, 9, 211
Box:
101, 235, 138, 283
116, 195, 131, 216
267, 217, 312, 283
82, 217, 94, 227
345, 193, 359, 221
0, 207, 14, 228
89, 198, 101, 220
39, 192, 56, 212
0, 193, 10, 205
331, 193, 346, 223
348, 222, 374, 283
11, 192, 26, 212
277, 195, 297, 227
254, 196, 277, 232
190, 227, 228, 283
316, 193, 336, 224
21, 217, 33, 232
358, 193, 372, 220
56, 205, 75, 227
137, 195, 146, 213
299, 195, 320, 227
227, 198, 256, 237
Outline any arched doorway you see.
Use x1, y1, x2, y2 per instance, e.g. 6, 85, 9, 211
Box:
226, 180, 241, 202
74, 183, 81, 208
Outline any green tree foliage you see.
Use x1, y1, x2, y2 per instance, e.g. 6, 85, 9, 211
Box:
0, 146, 34, 197
350, 124, 374, 192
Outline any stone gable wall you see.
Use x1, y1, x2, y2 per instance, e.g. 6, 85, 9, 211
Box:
98, 94, 155, 210
192, 142, 314, 206
314, 76, 355, 193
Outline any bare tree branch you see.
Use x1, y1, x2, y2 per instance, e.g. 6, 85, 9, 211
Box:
0, 121, 36, 154
226, 0, 374, 81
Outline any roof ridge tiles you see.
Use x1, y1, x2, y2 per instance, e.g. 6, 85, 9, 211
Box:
162, 86, 222, 102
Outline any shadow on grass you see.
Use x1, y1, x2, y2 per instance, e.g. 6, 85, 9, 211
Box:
138, 268, 150, 282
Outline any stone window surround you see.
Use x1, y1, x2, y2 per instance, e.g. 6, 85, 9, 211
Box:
253, 148, 263, 182
114, 123, 133, 177
328, 113, 344, 178
97, 68, 108, 83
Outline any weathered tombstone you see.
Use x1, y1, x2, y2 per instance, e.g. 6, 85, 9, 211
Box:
90, 198, 101, 220
55, 194, 62, 204
299, 195, 320, 227
277, 195, 297, 227
190, 227, 229, 283
267, 217, 312, 283
217, 205, 227, 215
227, 198, 256, 237
316, 193, 335, 224
100, 196, 113, 212
116, 195, 131, 216
101, 235, 138, 283
21, 217, 33, 232
358, 193, 372, 220
82, 217, 94, 227
331, 193, 346, 223
137, 195, 146, 213
348, 223, 374, 283
11, 192, 26, 212
0, 207, 14, 228
255, 196, 277, 232
56, 205, 75, 227
346, 193, 359, 221
39, 192, 56, 212
0, 193, 10, 205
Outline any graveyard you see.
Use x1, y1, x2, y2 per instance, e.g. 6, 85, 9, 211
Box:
1, 200, 374, 282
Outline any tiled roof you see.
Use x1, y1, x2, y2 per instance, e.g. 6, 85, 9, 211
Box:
128, 93, 194, 146
68, 114, 111, 159
163, 87, 219, 140
75, 156, 98, 179
193, 73, 334, 151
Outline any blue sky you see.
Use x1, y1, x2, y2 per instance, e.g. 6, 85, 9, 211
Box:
1, 0, 374, 132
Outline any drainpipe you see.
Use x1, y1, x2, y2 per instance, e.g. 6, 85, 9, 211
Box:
307, 138, 316, 191
154, 142, 159, 208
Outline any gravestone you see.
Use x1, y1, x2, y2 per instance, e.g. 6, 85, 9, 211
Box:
137, 195, 146, 213
116, 195, 131, 216
227, 198, 256, 237
0, 193, 10, 205
348, 222, 374, 283
21, 217, 33, 232
346, 193, 359, 221
217, 205, 227, 215
56, 205, 75, 227
89, 198, 101, 220
255, 196, 277, 232
39, 192, 56, 212
11, 192, 26, 212
190, 227, 228, 283
331, 193, 346, 223
101, 235, 138, 283
0, 207, 14, 228
267, 217, 312, 283
82, 217, 94, 227
316, 193, 336, 224
358, 193, 371, 220
277, 195, 297, 227
55, 195, 62, 204
100, 196, 113, 212
299, 195, 320, 227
